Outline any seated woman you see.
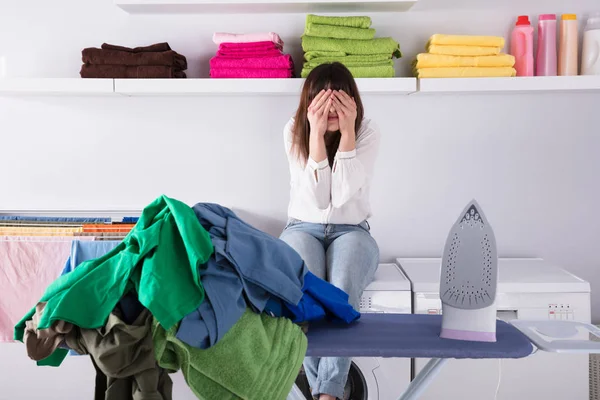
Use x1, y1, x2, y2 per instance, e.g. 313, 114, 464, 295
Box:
280, 62, 381, 400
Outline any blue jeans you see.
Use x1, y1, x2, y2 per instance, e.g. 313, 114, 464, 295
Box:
280, 219, 380, 399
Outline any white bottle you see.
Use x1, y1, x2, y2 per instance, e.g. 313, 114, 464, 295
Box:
582, 12, 600, 75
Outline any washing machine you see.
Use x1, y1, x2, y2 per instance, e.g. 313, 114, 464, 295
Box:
295, 263, 412, 400
397, 257, 591, 400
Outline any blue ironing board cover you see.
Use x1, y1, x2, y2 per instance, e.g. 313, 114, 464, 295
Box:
306, 314, 533, 359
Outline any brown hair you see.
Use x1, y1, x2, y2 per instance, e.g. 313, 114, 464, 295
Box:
292, 62, 364, 166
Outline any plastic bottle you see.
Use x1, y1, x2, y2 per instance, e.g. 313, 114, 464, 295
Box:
536, 14, 558, 76
511, 15, 535, 76
559, 14, 579, 75
582, 12, 600, 75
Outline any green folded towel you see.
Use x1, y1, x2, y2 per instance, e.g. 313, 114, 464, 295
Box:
306, 14, 372, 29
153, 309, 307, 400
302, 35, 402, 58
305, 24, 376, 40
304, 50, 347, 60
304, 55, 393, 69
302, 64, 395, 78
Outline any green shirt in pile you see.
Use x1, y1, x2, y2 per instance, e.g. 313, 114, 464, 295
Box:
14, 195, 214, 367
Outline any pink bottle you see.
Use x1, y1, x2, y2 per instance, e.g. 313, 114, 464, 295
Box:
536, 14, 558, 76
511, 15, 535, 76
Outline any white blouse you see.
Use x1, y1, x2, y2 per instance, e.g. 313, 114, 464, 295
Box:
283, 117, 380, 225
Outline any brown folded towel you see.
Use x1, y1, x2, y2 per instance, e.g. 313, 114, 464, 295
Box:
101, 42, 172, 53
80, 64, 186, 78
82, 48, 187, 70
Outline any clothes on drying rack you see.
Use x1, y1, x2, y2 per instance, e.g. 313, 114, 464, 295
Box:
80, 42, 188, 79
60, 240, 122, 356
154, 309, 307, 400
0, 236, 87, 342
14, 195, 214, 367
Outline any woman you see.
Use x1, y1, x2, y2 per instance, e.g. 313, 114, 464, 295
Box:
280, 62, 380, 400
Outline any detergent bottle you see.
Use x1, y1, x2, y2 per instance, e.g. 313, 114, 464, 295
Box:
582, 12, 600, 75
536, 14, 558, 76
511, 15, 534, 76
558, 14, 579, 75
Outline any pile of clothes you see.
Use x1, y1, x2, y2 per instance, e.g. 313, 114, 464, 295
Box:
14, 195, 360, 400
209, 32, 294, 78
80, 42, 188, 79
413, 34, 516, 78
301, 14, 402, 78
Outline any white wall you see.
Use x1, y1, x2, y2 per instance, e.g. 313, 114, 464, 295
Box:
0, 1, 599, 398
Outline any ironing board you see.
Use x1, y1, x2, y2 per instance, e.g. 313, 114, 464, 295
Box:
287, 314, 600, 400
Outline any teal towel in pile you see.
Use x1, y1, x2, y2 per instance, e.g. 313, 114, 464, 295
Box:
302, 64, 395, 78
304, 55, 393, 69
153, 309, 307, 400
305, 23, 376, 40
306, 14, 372, 29
302, 35, 402, 58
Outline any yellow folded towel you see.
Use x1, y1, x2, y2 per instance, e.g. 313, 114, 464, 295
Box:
427, 44, 501, 56
428, 34, 505, 48
415, 67, 516, 78
415, 53, 515, 68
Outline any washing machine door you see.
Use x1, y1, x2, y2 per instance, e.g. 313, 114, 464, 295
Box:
294, 358, 379, 400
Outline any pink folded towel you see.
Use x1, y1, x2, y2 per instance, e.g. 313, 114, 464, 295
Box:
218, 41, 282, 51
210, 54, 293, 70
213, 32, 284, 47
216, 49, 284, 58
210, 68, 293, 78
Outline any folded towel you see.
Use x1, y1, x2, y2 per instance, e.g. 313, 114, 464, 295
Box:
80, 64, 186, 78
218, 41, 282, 51
210, 54, 293, 69
304, 54, 392, 69
305, 24, 376, 40
153, 309, 307, 400
213, 32, 284, 47
306, 14, 372, 29
302, 64, 395, 78
82, 48, 188, 69
216, 49, 284, 58
415, 53, 515, 68
428, 34, 505, 48
427, 44, 501, 56
102, 42, 172, 53
415, 67, 516, 78
210, 68, 293, 78
302, 36, 402, 58
217, 41, 283, 58
304, 50, 347, 60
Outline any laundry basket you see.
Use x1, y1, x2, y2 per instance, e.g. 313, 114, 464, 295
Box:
590, 325, 600, 400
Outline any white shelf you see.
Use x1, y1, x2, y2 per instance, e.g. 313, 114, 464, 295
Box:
114, 0, 417, 14
417, 76, 600, 95
3, 77, 600, 96
0, 78, 114, 96
114, 78, 417, 95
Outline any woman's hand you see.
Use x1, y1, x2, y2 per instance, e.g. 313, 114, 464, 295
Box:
307, 89, 333, 137
332, 90, 357, 136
